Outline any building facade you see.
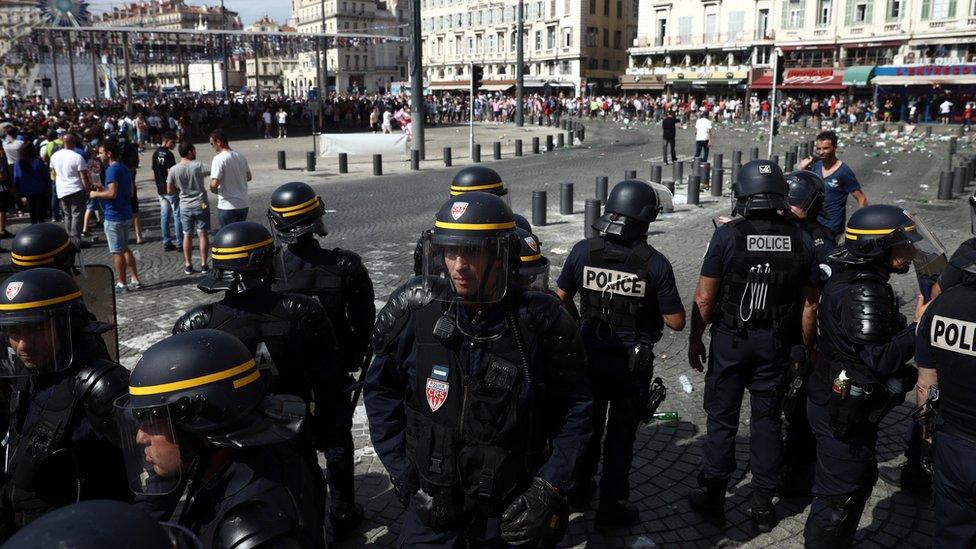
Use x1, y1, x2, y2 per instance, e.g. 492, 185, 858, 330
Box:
243, 16, 300, 95
418, 0, 639, 96
0, 1, 44, 94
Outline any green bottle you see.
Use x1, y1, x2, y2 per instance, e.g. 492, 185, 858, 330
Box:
653, 412, 679, 422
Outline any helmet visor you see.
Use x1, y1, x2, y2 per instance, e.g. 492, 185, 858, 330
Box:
518, 263, 550, 291
114, 396, 184, 495
422, 233, 510, 304
0, 312, 73, 377
787, 184, 820, 215
908, 214, 947, 278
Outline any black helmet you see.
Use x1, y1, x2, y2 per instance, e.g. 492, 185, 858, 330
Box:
0, 268, 87, 377
830, 205, 924, 269
514, 228, 550, 290
734, 160, 789, 215
268, 181, 327, 243
422, 191, 517, 303
513, 213, 532, 234
785, 170, 826, 218
10, 223, 79, 272
593, 179, 660, 240
3, 500, 199, 549
199, 221, 277, 294
116, 330, 304, 495
969, 192, 976, 236
450, 166, 508, 198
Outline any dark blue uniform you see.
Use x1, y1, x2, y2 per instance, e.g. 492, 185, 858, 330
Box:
938, 238, 976, 292
557, 236, 683, 502
916, 281, 976, 548
700, 217, 818, 494
365, 282, 592, 546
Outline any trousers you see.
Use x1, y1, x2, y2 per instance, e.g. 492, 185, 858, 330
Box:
933, 430, 976, 549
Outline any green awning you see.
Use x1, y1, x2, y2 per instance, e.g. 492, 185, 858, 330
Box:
842, 65, 876, 87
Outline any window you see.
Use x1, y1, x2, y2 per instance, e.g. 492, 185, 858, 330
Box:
727, 11, 744, 38
589, 0, 596, 14
535, 30, 542, 50
488, 34, 495, 52
510, 31, 517, 52
924, 0, 954, 19
817, 0, 831, 25
550, 0, 556, 18
476, 34, 483, 53
853, 1, 868, 22
783, 0, 805, 28
586, 26, 599, 46
704, 13, 717, 42
565, 0, 571, 16
547, 26, 556, 49
887, 0, 902, 19
677, 16, 692, 43
563, 27, 573, 47
467, 37, 474, 54
603, 28, 609, 46
603, 0, 609, 15
588, 58, 598, 69
561, 59, 571, 73
613, 30, 621, 48
497, 32, 505, 51
616, 0, 622, 18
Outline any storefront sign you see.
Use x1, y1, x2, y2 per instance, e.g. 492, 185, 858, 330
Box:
877, 64, 976, 77
782, 69, 840, 86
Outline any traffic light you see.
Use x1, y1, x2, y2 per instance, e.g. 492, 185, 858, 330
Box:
472, 65, 484, 91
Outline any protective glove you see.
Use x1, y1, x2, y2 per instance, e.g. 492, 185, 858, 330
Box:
392, 468, 419, 508
500, 477, 569, 547
410, 487, 459, 533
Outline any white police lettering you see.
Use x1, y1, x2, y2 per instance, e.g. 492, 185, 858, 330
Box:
746, 235, 793, 252
931, 315, 976, 357
582, 266, 647, 297
253, 341, 280, 376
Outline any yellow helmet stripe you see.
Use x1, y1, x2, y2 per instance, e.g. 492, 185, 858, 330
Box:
434, 221, 517, 231
10, 240, 71, 261
211, 238, 274, 254
0, 290, 83, 311
520, 253, 543, 262
129, 359, 257, 396
211, 251, 250, 260
450, 182, 504, 193
280, 202, 321, 218
844, 227, 899, 235
232, 368, 262, 389
11, 256, 55, 267
271, 196, 319, 213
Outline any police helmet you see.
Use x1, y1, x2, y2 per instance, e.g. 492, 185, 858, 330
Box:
268, 181, 327, 243
422, 191, 517, 303
3, 500, 199, 549
450, 166, 508, 198
514, 213, 532, 234
10, 223, 79, 272
592, 179, 660, 240
199, 222, 277, 294
0, 268, 87, 377
785, 170, 826, 219
969, 191, 976, 236
116, 330, 304, 495
733, 160, 789, 215
514, 228, 550, 291
830, 205, 924, 270
950, 249, 976, 278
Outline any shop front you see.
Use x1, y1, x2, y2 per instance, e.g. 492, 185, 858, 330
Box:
666, 70, 748, 99
873, 64, 976, 122
619, 74, 665, 95
842, 65, 876, 99
751, 68, 846, 99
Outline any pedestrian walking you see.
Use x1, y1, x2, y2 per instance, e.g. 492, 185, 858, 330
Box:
167, 142, 211, 274
277, 107, 288, 138
12, 142, 51, 224
90, 140, 141, 291
798, 130, 868, 236
153, 132, 181, 252
694, 111, 712, 162
662, 110, 677, 164
49, 133, 91, 246
940, 98, 954, 125
208, 129, 251, 228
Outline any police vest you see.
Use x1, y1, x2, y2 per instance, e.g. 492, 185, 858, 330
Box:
717, 217, 806, 330
578, 237, 654, 334
275, 248, 353, 356
924, 284, 976, 441
405, 298, 542, 516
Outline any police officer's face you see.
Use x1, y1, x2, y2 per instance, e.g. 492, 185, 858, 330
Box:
889, 244, 917, 271
6, 322, 57, 368
443, 246, 496, 297
135, 425, 184, 477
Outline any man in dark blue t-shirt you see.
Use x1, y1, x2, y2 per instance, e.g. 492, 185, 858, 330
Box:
91, 140, 141, 290
799, 130, 868, 235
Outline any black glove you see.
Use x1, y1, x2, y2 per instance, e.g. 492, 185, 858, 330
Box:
392, 468, 419, 508
410, 487, 459, 533
500, 477, 569, 547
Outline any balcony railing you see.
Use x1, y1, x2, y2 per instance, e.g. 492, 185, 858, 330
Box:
640, 31, 758, 48
883, 23, 902, 31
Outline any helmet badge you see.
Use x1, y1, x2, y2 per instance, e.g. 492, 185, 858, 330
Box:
5, 282, 23, 301
759, 165, 772, 174
451, 202, 468, 220
525, 237, 538, 252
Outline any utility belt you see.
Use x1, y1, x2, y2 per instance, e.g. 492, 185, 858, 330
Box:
826, 364, 917, 441
627, 342, 666, 424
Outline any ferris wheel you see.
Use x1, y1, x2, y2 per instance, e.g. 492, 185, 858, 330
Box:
38, 0, 91, 27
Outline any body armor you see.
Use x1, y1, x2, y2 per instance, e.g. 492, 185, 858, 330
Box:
922, 284, 976, 441
578, 237, 655, 335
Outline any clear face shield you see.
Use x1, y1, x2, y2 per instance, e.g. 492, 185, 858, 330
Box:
969, 195, 976, 236
907, 214, 946, 297
518, 263, 550, 291
422, 233, 511, 304
115, 396, 185, 496
0, 311, 74, 377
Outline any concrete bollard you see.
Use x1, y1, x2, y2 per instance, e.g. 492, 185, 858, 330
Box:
584, 199, 601, 238
650, 165, 662, 184
687, 175, 700, 206
338, 153, 348, 174
473, 144, 481, 163
560, 182, 574, 215
410, 149, 420, 171
772, 154, 780, 169
698, 162, 710, 188
926, 126, 933, 137
515, 140, 523, 157
673, 161, 684, 188
532, 137, 541, 154
277, 150, 286, 170
596, 176, 609, 204
950, 137, 958, 156
714, 153, 724, 171
532, 190, 547, 226
372, 154, 383, 176
750, 147, 759, 161
711, 168, 724, 197
443, 147, 452, 167
625, 170, 637, 180
546, 135, 554, 152
938, 171, 954, 200
306, 151, 316, 172
568, 131, 575, 146
954, 166, 967, 195
493, 141, 502, 160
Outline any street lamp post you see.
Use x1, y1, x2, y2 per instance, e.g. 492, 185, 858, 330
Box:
410, 0, 425, 158
515, 0, 524, 126
221, 0, 230, 93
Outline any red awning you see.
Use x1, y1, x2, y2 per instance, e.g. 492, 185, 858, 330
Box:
750, 73, 774, 89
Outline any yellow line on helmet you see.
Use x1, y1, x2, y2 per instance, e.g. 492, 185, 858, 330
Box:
129, 359, 257, 395
520, 253, 543, 262
211, 238, 274, 254
280, 202, 321, 218
0, 290, 82, 311
434, 221, 517, 230
10, 240, 70, 261
271, 196, 319, 213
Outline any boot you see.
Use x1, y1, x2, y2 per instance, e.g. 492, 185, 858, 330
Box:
751, 490, 777, 533
687, 480, 727, 526
878, 459, 932, 496
595, 499, 639, 530
329, 500, 363, 541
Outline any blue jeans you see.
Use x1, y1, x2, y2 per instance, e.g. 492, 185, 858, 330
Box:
217, 207, 248, 228
158, 195, 182, 245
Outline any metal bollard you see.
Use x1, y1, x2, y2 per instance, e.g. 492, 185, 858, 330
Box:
673, 161, 684, 188
515, 140, 523, 157
926, 126, 933, 137
529, 114, 535, 125
546, 135, 554, 152
711, 168, 724, 197
537, 115, 544, 126
663, 180, 675, 213
560, 182, 574, 215
650, 165, 662, 184
595, 176, 608, 204
714, 153, 723, 171
493, 141, 501, 160
730, 161, 739, 189
410, 149, 420, 171
443, 147, 452, 167
947, 153, 955, 174
698, 162, 710, 188
277, 150, 286, 170
568, 131, 575, 146
579, 126, 586, 141
306, 151, 316, 172
584, 199, 601, 238
802, 117, 808, 128
954, 166, 967, 195
750, 147, 759, 161
950, 137, 958, 156
772, 154, 780, 169
687, 175, 700, 206
938, 171, 954, 200
372, 154, 382, 176
625, 170, 637, 180
473, 144, 481, 163
733, 150, 742, 168
532, 190, 547, 227
532, 137, 540, 154
338, 153, 348, 174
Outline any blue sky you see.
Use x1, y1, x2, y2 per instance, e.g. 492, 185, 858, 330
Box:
90, 1, 293, 26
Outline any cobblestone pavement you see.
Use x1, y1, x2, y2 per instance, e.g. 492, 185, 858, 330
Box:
5, 118, 972, 548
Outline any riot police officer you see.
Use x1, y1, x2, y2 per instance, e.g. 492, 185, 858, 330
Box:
267, 181, 375, 536
513, 227, 550, 291
687, 160, 820, 532
803, 205, 926, 548
172, 221, 342, 532
916, 249, 976, 547
118, 330, 326, 547
8, 223, 81, 273
365, 192, 592, 546
0, 268, 130, 537
930, 190, 976, 298
555, 179, 685, 529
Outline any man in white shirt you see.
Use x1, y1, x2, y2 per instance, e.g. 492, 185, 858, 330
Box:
277, 108, 288, 138
208, 129, 251, 228
940, 99, 954, 125
694, 111, 713, 162
49, 133, 91, 245
381, 109, 393, 133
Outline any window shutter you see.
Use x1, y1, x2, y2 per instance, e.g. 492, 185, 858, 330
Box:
798, 0, 806, 25
782, 0, 790, 27
845, 0, 855, 24
920, 0, 930, 19
865, 0, 873, 21
947, 0, 956, 17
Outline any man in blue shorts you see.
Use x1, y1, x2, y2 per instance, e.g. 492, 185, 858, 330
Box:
91, 140, 142, 291
798, 130, 868, 235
